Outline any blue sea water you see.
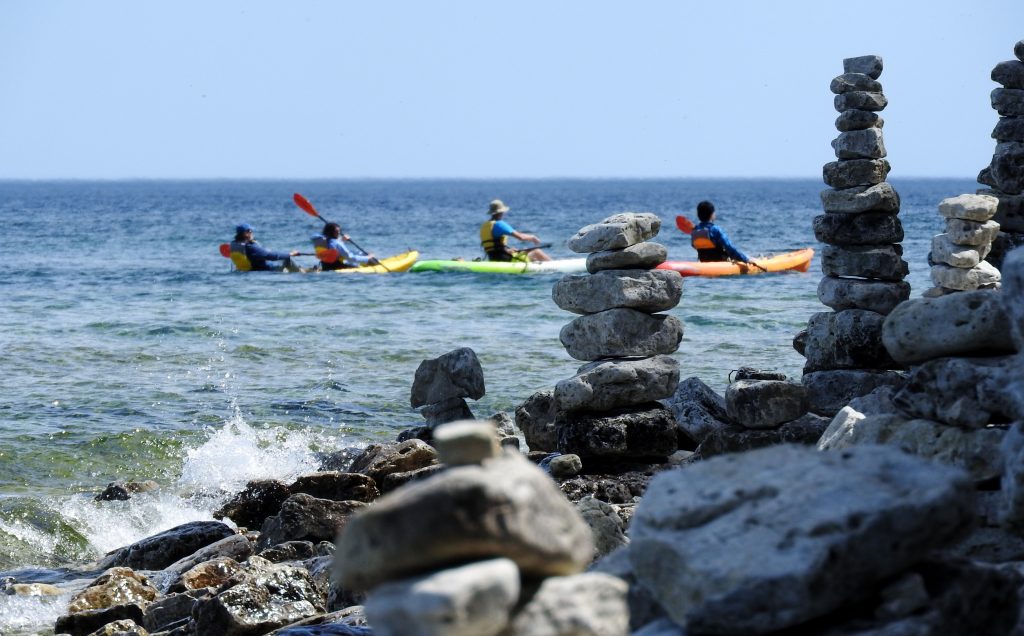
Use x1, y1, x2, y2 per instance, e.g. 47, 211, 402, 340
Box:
0, 177, 974, 632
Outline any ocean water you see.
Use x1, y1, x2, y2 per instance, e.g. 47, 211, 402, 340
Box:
0, 178, 974, 632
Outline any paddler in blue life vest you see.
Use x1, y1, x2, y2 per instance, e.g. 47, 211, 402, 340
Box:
690, 201, 751, 263
479, 199, 551, 262
311, 223, 378, 270
229, 223, 302, 272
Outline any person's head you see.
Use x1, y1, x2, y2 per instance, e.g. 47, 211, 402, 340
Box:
323, 222, 342, 239
696, 201, 716, 223
489, 199, 509, 218
235, 223, 254, 241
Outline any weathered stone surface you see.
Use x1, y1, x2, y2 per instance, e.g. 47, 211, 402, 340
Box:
288, 472, 379, 504
979, 165, 998, 187
803, 309, 898, 373
893, 356, 1019, 427
821, 244, 908, 281
835, 109, 883, 132
94, 480, 158, 502
381, 464, 445, 494
589, 548, 666, 633
84, 619, 148, 636
989, 231, 1024, 270
55, 605, 147, 636
813, 212, 903, 246
258, 494, 367, 550
630, 444, 972, 634
410, 347, 485, 408
822, 159, 890, 189
257, 540, 316, 563
946, 218, 1001, 246
844, 55, 883, 79
1001, 422, 1024, 529
1017, 40, 1024, 63
931, 233, 991, 267
559, 308, 683, 361
817, 276, 909, 314
67, 568, 157, 614
993, 116, 1024, 142
576, 496, 628, 560
992, 88, 1024, 117
802, 368, 906, 416
724, 380, 808, 429
660, 377, 731, 444
821, 182, 899, 214
696, 413, 830, 458
348, 439, 438, 486
552, 269, 682, 315
991, 141, 1024, 193
420, 396, 475, 426
363, 558, 519, 636
830, 73, 882, 94
515, 389, 557, 452
161, 534, 255, 587
143, 592, 203, 633
832, 128, 886, 160
557, 404, 678, 459
939, 193, 999, 221
819, 409, 1006, 483
214, 480, 291, 528
1005, 247, 1024, 346
980, 189, 1024, 232
179, 556, 243, 591
946, 526, 1024, 563
99, 521, 235, 571
568, 213, 661, 253
335, 453, 594, 591
586, 242, 668, 273
993, 60, 1024, 89
506, 573, 629, 636
834, 91, 887, 112
548, 453, 582, 478
433, 420, 501, 466
555, 355, 679, 413
881, 291, 1014, 364
930, 261, 1002, 291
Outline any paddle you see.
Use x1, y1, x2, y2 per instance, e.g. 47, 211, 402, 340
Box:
522, 243, 553, 252
219, 243, 231, 257
292, 193, 389, 271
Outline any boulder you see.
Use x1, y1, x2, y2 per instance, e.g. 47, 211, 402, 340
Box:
421, 396, 475, 426
177, 556, 243, 592
820, 182, 899, 214
258, 494, 367, 550
834, 91, 887, 112
515, 389, 558, 452
724, 380, 808, 429
802, 368, 906, 416
98, 521, 236, 571
982, 189, 1024, 232
348, 439, 438, 486
552, 269, 682, 315
555, 355, 679, 413
893, 355, 1019, 427
817, 276, 910, 314
930, 261, 1002, 291
67, 568, 158, 614
931, 233, 991, 268
568, 213, 661, 253
559, 309, 683, 361
938, 193, 999, 222
505, 573, 629, 636
160, 534, 255, 587
992, 60, 1024, 89
659, 376, 731, 444
844, 55, 883, 79
990, 140, 1024, 193
821, 244, 908, 281
822, 158, 890, 189
410, 347, 485, 408
288, 472, 379, 503
214, 479, 291, 528
433, 419, 502, 467
556, 403, 678, 460
832, 128, 886, 160
830, 73, 883, 94
586, 242, 668, 273
696, 413, 830, 458
803, 309, 898, 373
813, 212, 903, 246
834, 109, 883, 132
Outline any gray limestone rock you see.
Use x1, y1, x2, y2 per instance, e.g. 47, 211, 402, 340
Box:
844, 55, 883, 79
813, 212, 903, 246
288, 472, 379, 503
992, 88, 1024, 117
1004, 246, 1024, 346
817, 276, 910, 314
555, 355, 679, 413
991, 141, 1024, 194
433, 420, 502, 467
515, 389, 558, 452
559, 308, 683, 361
98, 521, 236, 571
556, 403, 678, 459
410, 348, 485, 408
552, 269, 682, 315
988, 231, 1024, 270
835, 109, 883, 132
258, 494, 367, 550
1001, 422, 1024, 529
660, 376, 731, 443
930, 261, 1002, 291
834, 91, 888, 112
334, 453, 594, 591
724, 380, 808, 429
830, 73, 883, 94
576, 496, 629, 560
821, 182, 900, 214
802, 368, 906, 416
803, 309, 898, 373
993, 60, 1024, 89
586, 242, 668, 273
629, 444, 973, 634
931, 233, 991, 268
822, 158, 890, 189
893, 355, 1019, 428
695, 413, 830, 458
881, 291, 1014, 365
506, 573, 630, 636
568, 213, 661, 253
821, 244, 908, 281
938, 193, 999, 221
945, 218, 1001, 246
993, 116, 1024, 142
980, 189, 1024, 232
819, 409, 1006, 483
832, 128, 886, 160
348, 439, 439, 487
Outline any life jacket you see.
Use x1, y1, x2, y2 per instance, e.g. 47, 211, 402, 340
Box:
228, 241, 253, 271
480, 220, 511, 260
691, 226, 727, 262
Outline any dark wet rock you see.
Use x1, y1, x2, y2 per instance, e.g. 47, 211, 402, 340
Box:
803, 309, 898, 373
270, 606, 370, 635
555, 355, 679, 413
315, 447, 361, 472
982, 189, 1024, 232
821, 183, 899, 215
992, 60, 1024, 89
560, 308, 683, 360
559, 467, 661, 505
143, 590, 207, 633
992, 88, 1024, 117
288, 472, 378, 504
515, 389, 558, 452
892, 355, 1019, 428
844, 55, 883, 79
823, 158, 890, 189
94, 480, 159, 502
990, 140, 1024, 193
730, 367, 787, 381
1017, 39, 1024, 63
409, 347, 485, 408
214, 479, 292, 528
257, 541, 317, 563
830, 73, 882, 94
695, 413, 830, 458
989, 231, 1024, 269
381, 463, 445, 494
258, 493, 367, 550
420, 396, 475, 425
979, 165, 998, 187
586, 242, 668, 273
832, 128, 886, 160
348, 439, 438, 487
99, 521, 236, 571
84, 618, 148, 635
813, 211, 903, 246
993, 116, 1024, 142
793, 328, 807, 356
835, 109, 883, 132
834, 91, 887, 112
161, 534, 255, 590
802, 368, 906, 416
396, 425, 433, 444
817, 276, 910, 314
56, 603, 147, 636
556, 403, 678, 460
660, 376, 731, 444
553, 269, 682, 315
568, 213, 661, 253
725, 379, 808, 429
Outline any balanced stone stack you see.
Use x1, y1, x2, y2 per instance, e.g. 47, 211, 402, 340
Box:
551, 213, 683, 463
410, 347, 485, 427
926, 194, 1001, 295
978, 40, 1024, 269
800, 55, 908, 416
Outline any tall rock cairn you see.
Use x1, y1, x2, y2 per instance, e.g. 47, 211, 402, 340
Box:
552, 213, 683, 465
978, 39, 1024, 269
800, 55, 908, 416
925, 194, 1001, 295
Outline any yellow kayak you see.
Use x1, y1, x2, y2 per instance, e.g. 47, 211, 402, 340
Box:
333, 250, 419, 274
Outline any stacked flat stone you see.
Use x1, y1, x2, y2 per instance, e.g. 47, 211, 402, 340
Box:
410, 347, 485, 426
925, 194, 1001, 295
800, 55, 908, 416
978, 40, 1024, 269
334, 420, 629, 636
551, 213, 683, 462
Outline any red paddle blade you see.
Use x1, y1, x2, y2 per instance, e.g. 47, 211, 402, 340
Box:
316, 248, 339, 264
293, 193, 319, 218
219, 243, 231, 257
675, 215, 695, 234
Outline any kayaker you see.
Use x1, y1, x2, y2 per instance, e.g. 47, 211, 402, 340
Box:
690, 201, 751, 263
480, 199, 551, 262
229, 223, 302, 272
312, 223, 378, 270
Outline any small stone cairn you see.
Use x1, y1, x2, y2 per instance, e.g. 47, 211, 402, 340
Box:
978, 40, 1024, 268
551, 213, 683, 465
799, 54, 908, 416
925, 194, 1002, 295
410, 347, 485, 427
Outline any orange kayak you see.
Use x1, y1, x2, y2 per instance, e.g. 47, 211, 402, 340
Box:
656, 248, 814, 277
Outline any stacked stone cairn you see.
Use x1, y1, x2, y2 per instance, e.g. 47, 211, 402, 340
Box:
800, 54, 908, 416
925, 194, 1002, 295
409, 347, 485, 428
551, 213, 683, 466
979, 40, 1024, 268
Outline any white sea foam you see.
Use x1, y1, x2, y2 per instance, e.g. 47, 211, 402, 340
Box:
0, 593, 71, 636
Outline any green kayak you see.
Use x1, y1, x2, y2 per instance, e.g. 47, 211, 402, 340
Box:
410, 258, 588, 274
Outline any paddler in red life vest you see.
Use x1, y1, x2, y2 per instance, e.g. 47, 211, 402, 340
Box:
229, 223, 302, 272
479, 199, 551, 262
690, 201, 752, 263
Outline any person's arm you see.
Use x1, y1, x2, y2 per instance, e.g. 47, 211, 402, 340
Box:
246, 242, 295, 261
497, 220, 541, 245
330, 238, 373, 265
712, 226, 750, 262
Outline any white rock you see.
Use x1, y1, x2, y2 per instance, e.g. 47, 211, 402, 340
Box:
930, 261, 1002, 291
938, 194, 999, 222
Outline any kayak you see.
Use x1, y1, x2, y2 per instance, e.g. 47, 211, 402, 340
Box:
410, 258, 588, 274
656, 248, 814, 277
332, 250, 419, 274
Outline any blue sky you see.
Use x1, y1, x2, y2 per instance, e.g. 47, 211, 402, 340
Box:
1, 1, 1021, 179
